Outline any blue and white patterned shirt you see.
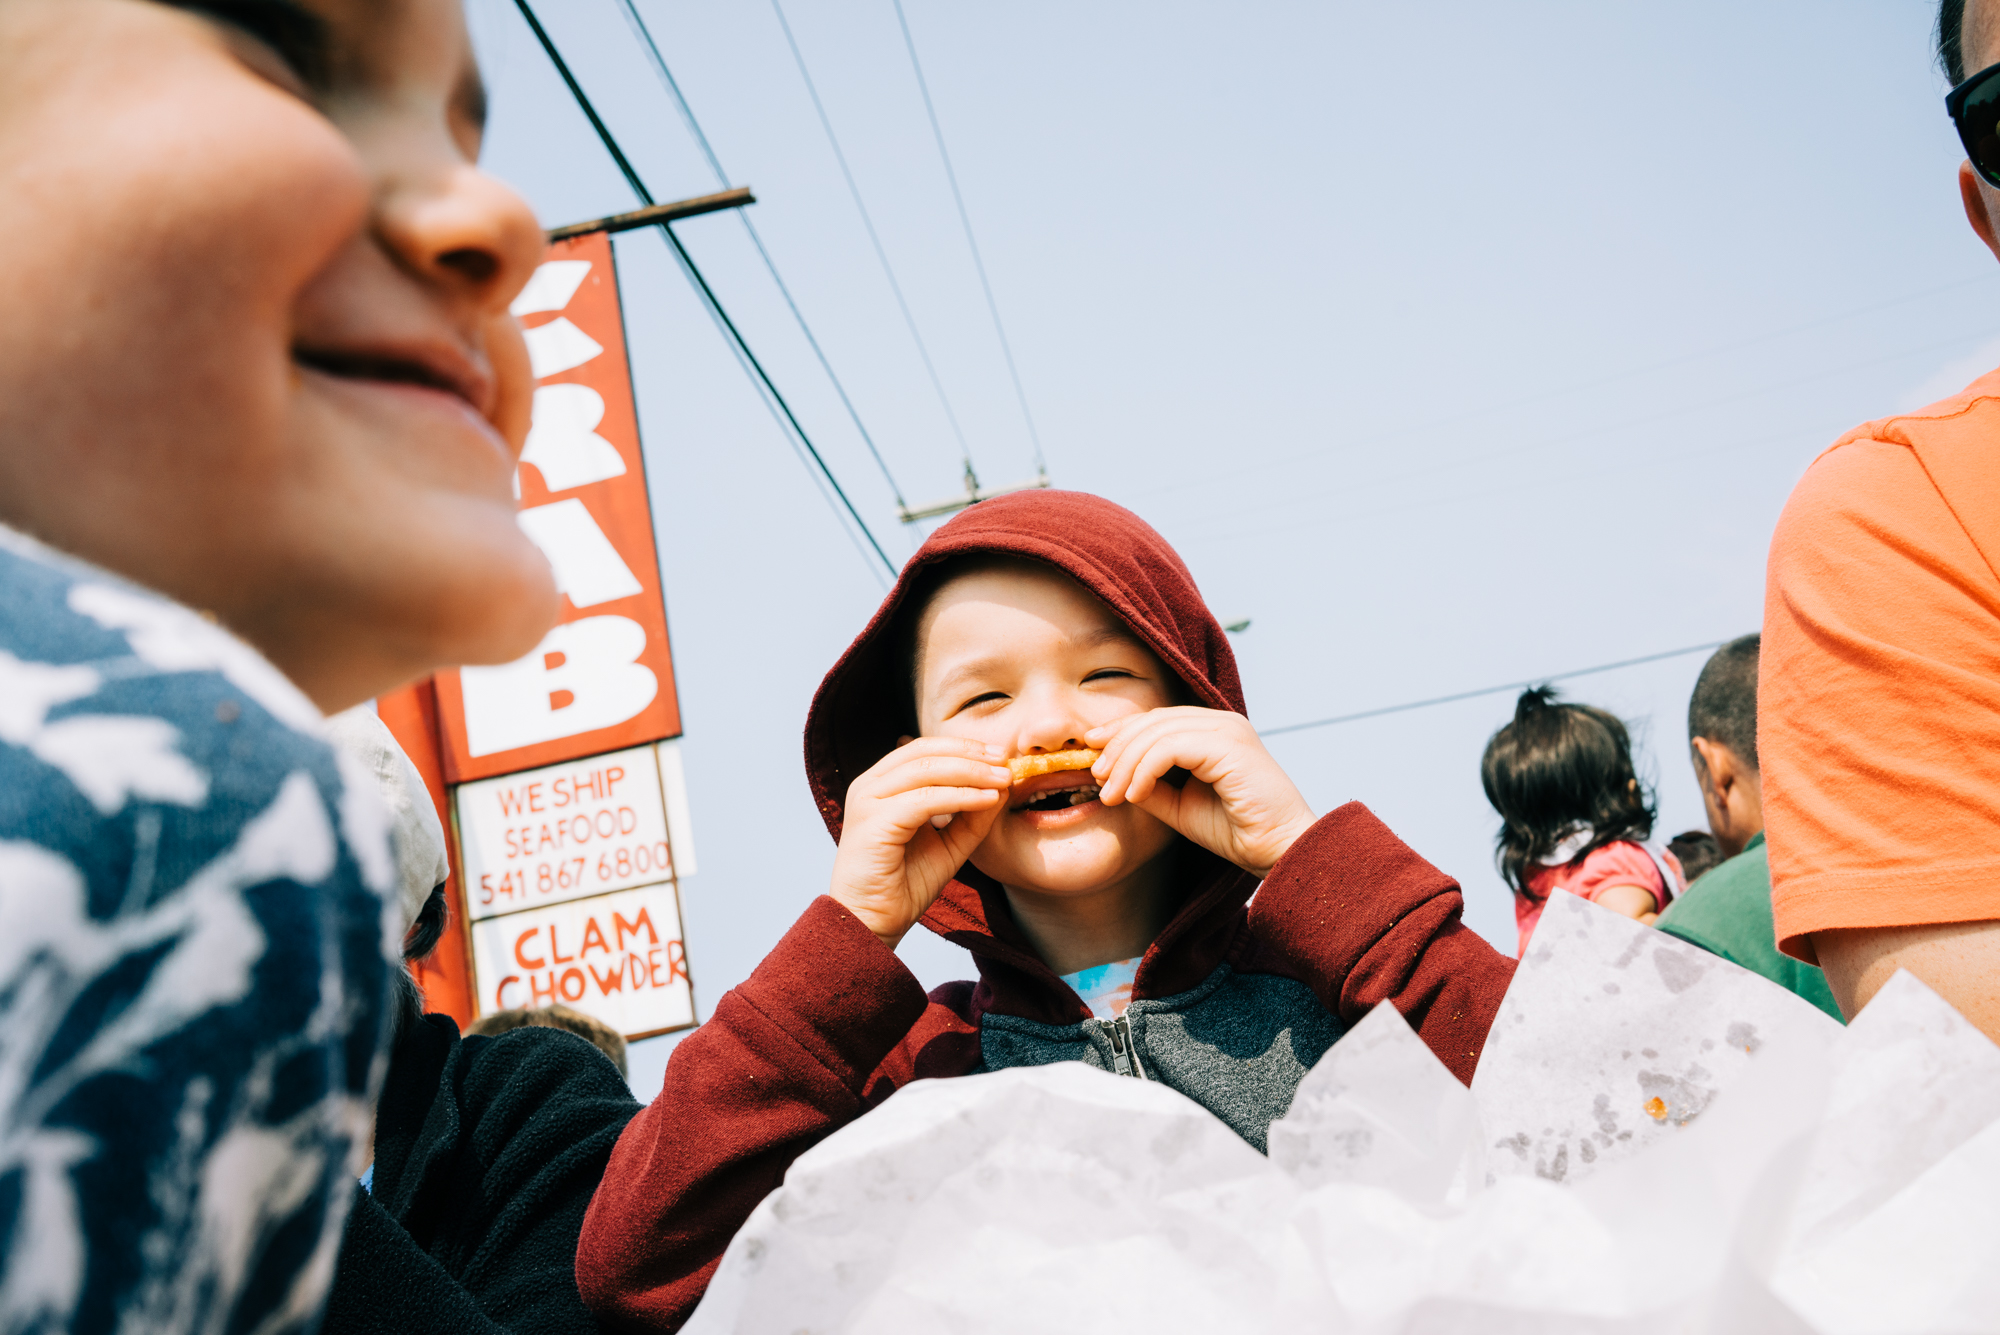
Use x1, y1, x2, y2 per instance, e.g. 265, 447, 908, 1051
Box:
0, 527, 397, 1334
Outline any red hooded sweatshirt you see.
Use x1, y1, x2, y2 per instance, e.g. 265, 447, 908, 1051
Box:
576, 492, 1515, 1331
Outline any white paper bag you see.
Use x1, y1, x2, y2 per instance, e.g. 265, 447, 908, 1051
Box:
683, 1061, 1325, 1335
1269, 998, 1486, 1203
1473, 890, 1841, 1183
682, 894, 2000, 1335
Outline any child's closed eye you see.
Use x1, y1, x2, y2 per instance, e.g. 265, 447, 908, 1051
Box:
949, 690, 1009, 717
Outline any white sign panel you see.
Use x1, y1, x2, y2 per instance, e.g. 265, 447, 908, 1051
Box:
456, 745, 673, 921
469, 882, 694, 1038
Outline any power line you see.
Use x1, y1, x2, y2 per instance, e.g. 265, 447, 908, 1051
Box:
766, 0, 978, 478
1259, 640, 1729, 739
609, 0, 909, 513
891, 0, 1047, 478
514, 0, 898, 582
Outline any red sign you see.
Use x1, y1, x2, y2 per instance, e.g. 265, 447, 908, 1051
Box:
434, 231, 681, 783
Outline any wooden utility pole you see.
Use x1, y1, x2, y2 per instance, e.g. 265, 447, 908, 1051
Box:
548, 186, 755, 241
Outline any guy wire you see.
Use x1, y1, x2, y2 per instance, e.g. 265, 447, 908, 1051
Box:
1260, 641, 1730, 739
514, 0, 899, 581
609, 0, 911, 513
891, 0, 1047, 477
768, 0, 978, 479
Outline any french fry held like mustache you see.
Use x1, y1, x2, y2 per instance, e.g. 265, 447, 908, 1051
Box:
1007, 749, 1101, 784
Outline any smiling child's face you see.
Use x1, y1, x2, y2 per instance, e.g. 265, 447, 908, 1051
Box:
914, 561, 1181, 898
0, 0, 559, 710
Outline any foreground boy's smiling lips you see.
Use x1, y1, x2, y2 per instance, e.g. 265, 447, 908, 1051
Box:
292, 316, 512, 469
294, 330, 498, 424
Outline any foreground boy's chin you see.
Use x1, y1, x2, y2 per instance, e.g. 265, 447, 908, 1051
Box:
231, 518, 562, 714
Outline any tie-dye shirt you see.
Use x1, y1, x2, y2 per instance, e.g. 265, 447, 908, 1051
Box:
1061, 957, 1141, 1020
0, 527, 395, 1335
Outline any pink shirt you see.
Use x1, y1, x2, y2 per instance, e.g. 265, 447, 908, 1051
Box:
1514, 840, 1684, 956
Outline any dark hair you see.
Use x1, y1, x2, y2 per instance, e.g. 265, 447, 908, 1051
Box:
468, 1004, 629, 1077
1481, 686, 1657, 897
389, 881, 449, 1041
1688, 633, 1760, 772
1666, 829, 1722, 883
1943, 0, 1969, 85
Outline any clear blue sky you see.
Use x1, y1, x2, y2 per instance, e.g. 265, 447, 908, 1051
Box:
466, 0, 1995, 1098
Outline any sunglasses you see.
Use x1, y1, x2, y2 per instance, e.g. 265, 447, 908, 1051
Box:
1949, 61, 2000, 187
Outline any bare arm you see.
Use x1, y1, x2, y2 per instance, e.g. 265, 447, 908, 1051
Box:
1810, 919, 2000, 1041
1595, 882, 1661, 926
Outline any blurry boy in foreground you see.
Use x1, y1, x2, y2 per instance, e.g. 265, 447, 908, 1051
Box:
0, 2, 559, 1329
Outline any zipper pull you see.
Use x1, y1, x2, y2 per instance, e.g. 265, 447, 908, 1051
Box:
1104, 1014, 1149, 1080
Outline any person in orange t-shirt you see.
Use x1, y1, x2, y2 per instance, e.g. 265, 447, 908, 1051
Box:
1759, 0, 2000, 1040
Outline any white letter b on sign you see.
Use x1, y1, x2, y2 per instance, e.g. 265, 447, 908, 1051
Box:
460, 616, 657, 757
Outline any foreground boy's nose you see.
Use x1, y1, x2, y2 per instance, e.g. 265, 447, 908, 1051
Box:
379, 161, 546, 313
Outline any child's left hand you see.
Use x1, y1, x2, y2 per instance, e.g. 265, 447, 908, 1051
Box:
1085, 707, 1316, 879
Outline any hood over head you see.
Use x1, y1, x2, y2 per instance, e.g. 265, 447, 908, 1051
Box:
806, 490, 1244, 835
805, 491, 1254, 1011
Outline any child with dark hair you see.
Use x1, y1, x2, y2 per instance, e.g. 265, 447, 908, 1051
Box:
1481, 687, 1685, 954
1666, 830, 1724, 883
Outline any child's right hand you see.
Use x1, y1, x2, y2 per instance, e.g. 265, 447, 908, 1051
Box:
827, 737, 1013, 949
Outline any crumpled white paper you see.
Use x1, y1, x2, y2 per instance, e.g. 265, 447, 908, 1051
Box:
684, 1057, 1320, 1333
1473, 889, 1843, 1182
684, 893, 2000, 1335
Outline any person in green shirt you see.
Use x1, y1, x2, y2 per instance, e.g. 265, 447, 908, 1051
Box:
1655, 635, 1844, 1021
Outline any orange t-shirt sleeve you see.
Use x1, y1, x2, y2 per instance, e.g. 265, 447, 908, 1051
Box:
1762, 410, 2000, 963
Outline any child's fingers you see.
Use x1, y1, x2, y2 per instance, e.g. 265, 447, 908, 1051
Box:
1088, 707, 1241, 797
929, 792, 1005, 855
861, 735, 1004, 784
1086, 711, 1177, 800
1113, 730, 1214, 806
867, 753, 1013, 801
1082, 708, 1174, 762
872, 786, 1004, 839
1096, 715, 1223, 804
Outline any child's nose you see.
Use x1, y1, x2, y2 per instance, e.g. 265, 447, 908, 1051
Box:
1022, 736, 1088, 755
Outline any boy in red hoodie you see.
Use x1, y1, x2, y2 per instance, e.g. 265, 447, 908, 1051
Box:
578, 492, 1515, 1330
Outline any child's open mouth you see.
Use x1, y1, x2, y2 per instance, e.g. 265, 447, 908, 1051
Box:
1017, 784, 1102, 813
1009, 768, 1103, 818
